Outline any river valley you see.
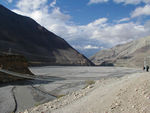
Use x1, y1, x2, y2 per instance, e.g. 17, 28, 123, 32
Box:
0, 66, 142, 113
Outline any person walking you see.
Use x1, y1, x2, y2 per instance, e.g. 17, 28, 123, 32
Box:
146, 65, 149, 72
143, 65, 145, 71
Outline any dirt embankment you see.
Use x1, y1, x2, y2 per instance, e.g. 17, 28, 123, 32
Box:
0, 54, 33, 83
24, 72, 150, 113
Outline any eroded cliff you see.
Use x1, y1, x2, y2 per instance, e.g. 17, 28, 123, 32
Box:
0, 54, 33, 83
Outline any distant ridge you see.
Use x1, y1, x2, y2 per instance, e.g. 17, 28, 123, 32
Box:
0, 4, 94, 66
90, 36, 150, 67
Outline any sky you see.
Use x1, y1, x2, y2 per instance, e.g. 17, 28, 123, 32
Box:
1, 0, 150, 57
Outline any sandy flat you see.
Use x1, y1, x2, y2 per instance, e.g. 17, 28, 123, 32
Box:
24, 72, 150, 113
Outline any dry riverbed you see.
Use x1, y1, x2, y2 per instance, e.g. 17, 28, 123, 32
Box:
0, 66, 142, 113
24, 72, 150, 113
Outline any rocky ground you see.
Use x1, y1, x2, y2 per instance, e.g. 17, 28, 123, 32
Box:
23, 72, 150, 113
0, 66, 142, 113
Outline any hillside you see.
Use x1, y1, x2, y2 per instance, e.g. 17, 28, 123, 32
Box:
0, 54, 33, 83
0, 5, 94, 66
90, 36, 150, 67
24, 72, 150, 113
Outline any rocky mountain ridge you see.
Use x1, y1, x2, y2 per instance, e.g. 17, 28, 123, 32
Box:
90, 36, 150, 67
0, 4, 94, 66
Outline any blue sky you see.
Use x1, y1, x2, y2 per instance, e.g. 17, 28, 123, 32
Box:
1, 0, 150, 57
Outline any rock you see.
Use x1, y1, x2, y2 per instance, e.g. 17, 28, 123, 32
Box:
142, 91, 147, 95
146, 96, 150, 99
87, 85, 94, 89
135, 88, 138, 91
115, 103, 119, 106
121, 108, 124, 111
132, 105, 135, 108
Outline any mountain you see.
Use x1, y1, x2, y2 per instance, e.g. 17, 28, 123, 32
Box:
0, 5, 94, 66
77, 49, 100, 58
90, 36, 150, 67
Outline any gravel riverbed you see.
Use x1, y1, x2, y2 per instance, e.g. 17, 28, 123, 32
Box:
0, 66, 142, 113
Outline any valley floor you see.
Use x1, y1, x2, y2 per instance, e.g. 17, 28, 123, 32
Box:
24, 71, 150, 113
0, 66, 143, 113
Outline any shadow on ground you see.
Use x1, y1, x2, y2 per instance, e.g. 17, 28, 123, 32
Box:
0, 76, 66, 87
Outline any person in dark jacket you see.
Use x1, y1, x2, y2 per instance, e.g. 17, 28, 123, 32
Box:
146, 65, 149, 72
143, 66, 145, 71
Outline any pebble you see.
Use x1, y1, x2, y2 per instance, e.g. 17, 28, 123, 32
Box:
121, 108, 124, 111
144, 94, 149, 98
135, 88, 138, 91
146, 96, 150, 99
115, 103, 119, 106
75, 93, 79, 96
142, 91, 146, 95
132, 105, 135, 108
88, 86, 94, 89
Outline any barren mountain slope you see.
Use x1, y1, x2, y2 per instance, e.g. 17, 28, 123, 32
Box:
0, 4, 94, 66
90, 36, 150, 67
